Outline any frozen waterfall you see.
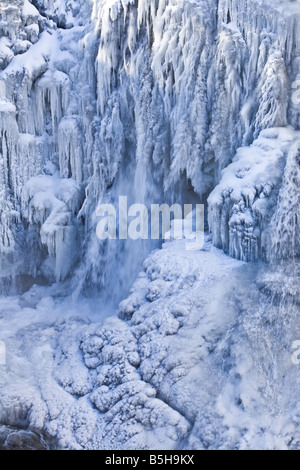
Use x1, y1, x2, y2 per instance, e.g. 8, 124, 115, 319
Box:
0, 0, 299, 451
0, 0, 299, 294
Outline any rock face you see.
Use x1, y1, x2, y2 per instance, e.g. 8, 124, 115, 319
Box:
0, 426, 53, 450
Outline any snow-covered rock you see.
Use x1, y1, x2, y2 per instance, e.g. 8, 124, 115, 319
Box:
208, 128, 300, 261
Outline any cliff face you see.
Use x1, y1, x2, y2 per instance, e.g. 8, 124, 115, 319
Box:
0, 0, 299, 292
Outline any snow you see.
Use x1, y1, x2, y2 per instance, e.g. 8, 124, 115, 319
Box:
0, 99, 16, 114
0, 38, 14, 70
2, 31, 55, 80
22, 0, 40, 19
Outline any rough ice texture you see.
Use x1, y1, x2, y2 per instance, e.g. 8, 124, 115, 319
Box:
208, 128, 300, 262
268, 137, 300, 262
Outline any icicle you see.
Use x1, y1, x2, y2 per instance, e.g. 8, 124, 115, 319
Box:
21, 174, 83, 282
34, 70, 70, 137
58, 117, 83, 183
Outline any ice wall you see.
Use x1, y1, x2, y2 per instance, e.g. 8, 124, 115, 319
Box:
89, 0, 300, 190
81, 0, 300, 294
0, 0, 88, 287
0, 0, 299, 292
269, 137, 300, 262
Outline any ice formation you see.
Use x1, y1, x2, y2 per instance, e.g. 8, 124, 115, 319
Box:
0, 0, 299, 289
21, 174, 83, 281
0, 0, 299, 451
208, 128, 300, 262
